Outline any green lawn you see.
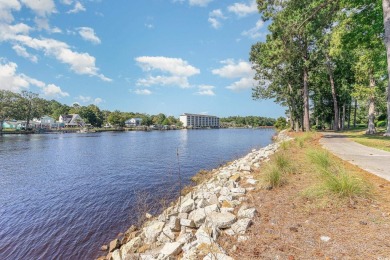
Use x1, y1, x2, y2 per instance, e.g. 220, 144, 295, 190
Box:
341, 128, 390, 152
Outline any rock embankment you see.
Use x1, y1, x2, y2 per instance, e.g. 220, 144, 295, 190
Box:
99, 131, 292, 260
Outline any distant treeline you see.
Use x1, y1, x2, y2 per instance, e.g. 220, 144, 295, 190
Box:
0, 90, 276, 129
220, 116, 276, 127
0, 90, 181, 128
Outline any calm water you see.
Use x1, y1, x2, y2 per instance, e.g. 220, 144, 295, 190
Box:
0, 128, 275, 259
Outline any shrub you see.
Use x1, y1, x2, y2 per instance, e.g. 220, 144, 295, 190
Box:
264, 165, 283, 188
376, 120, 386, 127
274, 153, 295, 174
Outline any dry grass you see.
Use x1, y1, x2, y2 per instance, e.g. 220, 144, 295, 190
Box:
220, 132, 390, 259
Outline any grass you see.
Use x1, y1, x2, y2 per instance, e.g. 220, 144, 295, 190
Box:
257, 131, 371, 199
340, 128, 390, 152
261, 151, 296, 189
306, 148, 370, 198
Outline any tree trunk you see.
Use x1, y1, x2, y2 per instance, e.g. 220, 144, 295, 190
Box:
354, 99, 357, 127
288, 106, 294, 130
325, 54, 339, 131
366, 74, 376, 134
0, 119, 3, 135
383, 0, 390, 136
347, 102, 351, 129
303, 61, 310, 132
341, 104, 346, 130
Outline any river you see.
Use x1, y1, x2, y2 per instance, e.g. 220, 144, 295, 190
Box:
0, 128, 275, 259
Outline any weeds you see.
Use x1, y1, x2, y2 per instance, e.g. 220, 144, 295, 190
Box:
261, 152, 295, 188
306, 149, 370, 198
263, 165, 284, 188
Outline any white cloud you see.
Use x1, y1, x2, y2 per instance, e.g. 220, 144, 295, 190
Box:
195, 85, 215, 96
189, 0, 213, 7
228, 0, 257, 17
0, 0, 21, 22
76, 95, 91, 103
226, 77, 256, 91
208, 9, 226, 29
12, 45, 38, 63
21, 0, 56, 17
61, 0, 73, 5
0, 23, 111, 81
212, 59, 256, 91
77, 27, 101, 44
136, 56, 200, 77
94, 97, 104, 104
212, 59, 253, 78
135, 56, 199, 88
0, 60, 69, 97
145, 23, 154, 29
136, 75, 190, 88
241, 19, 265, 39
42, 84, 69, 97
134, 89, 152, 95
34, 17, 62, 33
67, 1, 86, 14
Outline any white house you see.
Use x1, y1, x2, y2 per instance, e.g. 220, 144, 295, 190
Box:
125, 118, 143, 127
32, 116, 56, 128
59, 114, 85, 127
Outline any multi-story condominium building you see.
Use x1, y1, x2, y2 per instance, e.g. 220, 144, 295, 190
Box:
179, 113, 220, 128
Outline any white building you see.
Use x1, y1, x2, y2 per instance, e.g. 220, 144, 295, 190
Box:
125, 118, 143, 127
59, 114, 85, 127
180, 113, 220, 128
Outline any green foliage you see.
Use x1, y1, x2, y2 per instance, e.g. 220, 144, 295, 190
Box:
220, 116, 275, 127
274, 117, 287, 130
306, 149, 369, 198
262, 152, 295, 188
376, 121, 386, 127
264, 165, 283, 188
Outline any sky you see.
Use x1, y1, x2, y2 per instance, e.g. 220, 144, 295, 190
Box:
0, 0, 285, 118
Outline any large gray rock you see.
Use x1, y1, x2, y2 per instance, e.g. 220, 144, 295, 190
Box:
180, 218, 195, 228
160, 242, 182, 257
206, 212, 236, 229
237, 206, 257, 219
195, 225, 214, 244
121, 236, 142, 256
157, 226, 176, 243
204, 204, 219, 214
111, 249, 122, 260
231, 218, 252, 234
231, 187, 246, 194
167, 216, 181, 232
143, 221, 165, 244
179, 199, 195, 213
188, 208, 207, 227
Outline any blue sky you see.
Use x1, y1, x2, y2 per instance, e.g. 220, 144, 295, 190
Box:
0, 0, 285, 118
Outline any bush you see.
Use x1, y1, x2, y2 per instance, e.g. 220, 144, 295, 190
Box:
306, 149, 369, 198
376, 120, 386, 127
264, 165, 284, 188
274, 117, 287, 130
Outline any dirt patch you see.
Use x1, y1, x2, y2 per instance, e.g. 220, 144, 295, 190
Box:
220, 132, 390, 259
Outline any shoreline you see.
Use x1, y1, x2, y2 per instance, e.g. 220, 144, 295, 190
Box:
97, 130, 291, 260
0, 127, 275, 136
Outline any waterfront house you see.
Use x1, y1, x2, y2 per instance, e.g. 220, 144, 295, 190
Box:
32, 116, 56, 129
179, 113, 220, 128
2, 121, 20, 130
125, 118, 143, 127
59, 114, 85, 127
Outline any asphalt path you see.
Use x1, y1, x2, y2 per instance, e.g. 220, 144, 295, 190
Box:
320, 132, 390, 182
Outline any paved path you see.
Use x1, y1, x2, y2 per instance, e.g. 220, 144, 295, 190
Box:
320, 132, 390, 182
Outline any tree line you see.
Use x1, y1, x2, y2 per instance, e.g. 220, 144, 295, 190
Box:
0, 90, 182, 130
220, 116, 276, 127
250, 0, 390, 135
0, 90, 277, 131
